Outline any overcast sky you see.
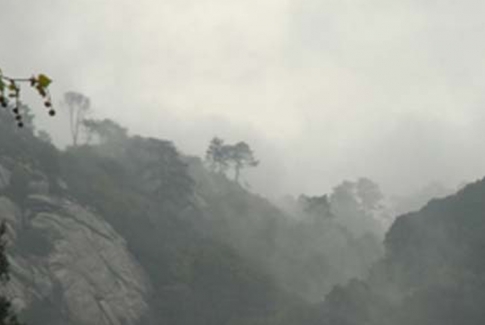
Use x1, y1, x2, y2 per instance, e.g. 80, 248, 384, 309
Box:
2, 0, 485, 197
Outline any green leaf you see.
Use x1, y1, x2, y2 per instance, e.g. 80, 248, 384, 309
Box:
36, 85, 46, 97
37, 74, 52, 88
8, 81, 16, 91
0, 79, 4, 92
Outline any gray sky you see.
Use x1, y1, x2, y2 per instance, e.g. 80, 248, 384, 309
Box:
2, 0, 485, 197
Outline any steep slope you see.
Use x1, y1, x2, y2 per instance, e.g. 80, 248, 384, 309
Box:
58, 135, 294, 324
0, 110, 152, 325
5, 194, 150, 325
314, 177, 485, 325
187, 158, 384, 302
0, 110, 385, 325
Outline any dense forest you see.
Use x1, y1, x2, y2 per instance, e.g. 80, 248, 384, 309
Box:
0, 104, 483, 325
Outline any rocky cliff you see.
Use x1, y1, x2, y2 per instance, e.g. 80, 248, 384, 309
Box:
0, 176, 150, 325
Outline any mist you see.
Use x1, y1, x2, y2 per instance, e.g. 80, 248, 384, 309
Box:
3, 0, 485, 198
2, 1, 485, 325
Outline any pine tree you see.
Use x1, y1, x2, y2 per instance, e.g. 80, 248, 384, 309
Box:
205, 137, 229, 173
226, 142, 258, 183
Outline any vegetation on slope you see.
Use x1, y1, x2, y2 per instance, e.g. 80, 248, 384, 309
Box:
313, 178, 485, 325
3, 106, 479, 325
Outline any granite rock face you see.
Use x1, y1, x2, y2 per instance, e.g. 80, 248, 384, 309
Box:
2, 194, 150, 325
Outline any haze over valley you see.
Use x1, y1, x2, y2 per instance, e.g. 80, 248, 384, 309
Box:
1, 1, 485, 324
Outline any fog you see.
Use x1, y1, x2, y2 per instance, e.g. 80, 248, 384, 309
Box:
2, 0, 485, 197
3, 4, 485, 323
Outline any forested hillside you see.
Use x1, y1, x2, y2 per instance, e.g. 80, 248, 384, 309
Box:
0, 106, 483, 325
311, 178, 485, 325
0, 108, 383, 325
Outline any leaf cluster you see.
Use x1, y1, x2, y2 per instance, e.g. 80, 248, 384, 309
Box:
0, 69, 55, 127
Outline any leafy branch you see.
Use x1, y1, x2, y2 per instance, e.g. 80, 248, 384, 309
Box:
0, 68, 55, 127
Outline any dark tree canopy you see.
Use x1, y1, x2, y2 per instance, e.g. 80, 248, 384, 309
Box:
205, 137, 229, 173
83, 118, 128, 145
226, 141, 258, 182
298, 194, 334, 220
205, 137, 259, 182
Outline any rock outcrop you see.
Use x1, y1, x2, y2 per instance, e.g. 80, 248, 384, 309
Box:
1, 194, 150, 325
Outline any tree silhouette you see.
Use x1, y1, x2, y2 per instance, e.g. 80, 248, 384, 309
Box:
205, 138, 259, 182
83, 118, 128, 145
205, 137, 229, 173
62, 92, 91, 146
226, 142, 258, 182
